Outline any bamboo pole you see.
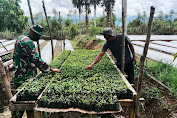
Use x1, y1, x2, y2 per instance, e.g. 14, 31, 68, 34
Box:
79, 8, 81, 41
135, 6, 155, 118
27, 0, 41, 58
42, 0, 54, 60
0, 58, 13, 100
59, 12, 65, 50
121, 0, 127, 73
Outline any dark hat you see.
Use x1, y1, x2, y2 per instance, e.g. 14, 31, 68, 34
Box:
100, 27, 115, 36
30, 24, 44, 36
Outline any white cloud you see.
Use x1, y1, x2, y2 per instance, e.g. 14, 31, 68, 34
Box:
20, 0, 177, 18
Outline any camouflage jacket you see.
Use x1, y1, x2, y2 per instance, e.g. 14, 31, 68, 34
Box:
13, 34, 50, 87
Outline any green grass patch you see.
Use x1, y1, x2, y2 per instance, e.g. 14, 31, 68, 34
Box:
135, 59, 177, 97
72, 35, 105, 48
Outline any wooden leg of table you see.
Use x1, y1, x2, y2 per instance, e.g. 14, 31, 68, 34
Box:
129, 105, 135, 118
88, 114, 95, 118
34, 110, 41, 118
11, 111, 16, 118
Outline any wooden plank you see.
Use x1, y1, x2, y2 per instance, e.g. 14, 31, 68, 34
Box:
146, 74, 171, 92
9, 78, 35, 103
34, 110, 42, 118
37, 77, 55, 100
119, 99, 133, 106
9, 104, 35, 111
3, 59, 13, 67
129, 105, 135, 118
106, 52, 137, 96
88, 114, 94, 118
34, 106, 122, 114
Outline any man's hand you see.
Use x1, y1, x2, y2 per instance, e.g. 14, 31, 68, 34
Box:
50, 68, 61, 73
85, 65, 93, 70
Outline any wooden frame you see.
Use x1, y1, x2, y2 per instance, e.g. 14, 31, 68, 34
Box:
106, 52, 137, 118
8, 52, 138, 118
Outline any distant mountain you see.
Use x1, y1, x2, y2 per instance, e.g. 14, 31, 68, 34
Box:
115, 16, 137, 26
28, 15, 138, 26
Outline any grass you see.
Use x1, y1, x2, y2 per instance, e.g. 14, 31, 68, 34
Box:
135, 58, 177, 97
71, 35, 105, 49
0, 30, 21, 39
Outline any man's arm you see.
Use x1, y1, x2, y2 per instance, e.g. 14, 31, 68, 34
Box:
129, 43, 136, 64
25, 41, 61, 73
85, 51, 105, 70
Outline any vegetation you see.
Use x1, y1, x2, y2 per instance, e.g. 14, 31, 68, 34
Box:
16, 50, 71, 101
135, 59, 177, 97
38, 50, 132, 111
174, 53, 177, 61
127, 10, 177, 35
0, 0, 28, 34
16, 50, 133, 111
0, 0, 177, 39
49, 50, 71, 68
73, 35, 105, 48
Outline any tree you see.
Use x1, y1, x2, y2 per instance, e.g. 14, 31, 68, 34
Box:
101, 0, 115, 28
67, 10, 72, 19
170, 10, 175, 33
90, 0, 102, 27
0, 0, 28, 33
127, 18, 142, 34
83, 0, 91, 34
64, 19, 72, 27
34, 12, 43, 22
72, 0, 85, 37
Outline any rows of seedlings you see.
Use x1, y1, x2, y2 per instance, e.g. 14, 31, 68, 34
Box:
38, 50, 133, 112
16, 50, 71, 101
49, 50, 71, 68
0, 52, 13, 62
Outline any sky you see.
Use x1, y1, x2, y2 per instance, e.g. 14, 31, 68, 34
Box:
20, 0, 177, 21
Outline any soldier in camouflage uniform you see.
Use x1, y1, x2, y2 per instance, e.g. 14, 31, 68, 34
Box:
13, 25, 61, 118
13, 24, 61, 88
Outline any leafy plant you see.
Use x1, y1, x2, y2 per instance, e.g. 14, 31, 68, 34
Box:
39, 50, 132, 111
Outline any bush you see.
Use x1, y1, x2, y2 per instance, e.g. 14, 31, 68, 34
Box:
70, 24, 78, 37
89, 26, 103, 36
0, 30, 18, 39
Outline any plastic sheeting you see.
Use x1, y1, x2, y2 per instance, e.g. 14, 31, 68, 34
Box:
0, 43, 15, 52
62, 39, 74, 51
0, 40, 15, 49
152, 41, 177, 49
41, 40, 57, 64
134, 45, 177, 68
128, 35, 177, 41
132, 41, 177, 54
33, 39, 45, 47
